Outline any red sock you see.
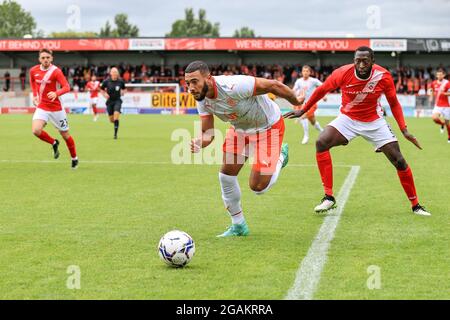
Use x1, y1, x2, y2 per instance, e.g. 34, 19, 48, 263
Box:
447, 123, 450, 139
65, 136, 77, 159
397, 166, 419, 207
37, 130, 55, 145
92, 105, 98, 115
316, 150, 333, 196
433, 118, 445, 126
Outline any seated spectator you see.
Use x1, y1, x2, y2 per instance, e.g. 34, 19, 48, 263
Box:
3, 71, 11, 91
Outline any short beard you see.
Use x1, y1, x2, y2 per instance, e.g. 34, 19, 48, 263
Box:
194, 83, 209, 101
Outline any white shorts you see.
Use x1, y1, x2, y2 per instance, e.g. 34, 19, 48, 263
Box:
90, 97, 98, 105
328, 114, 397, 150
32, 108, 69, 132
432, 106, 450, 120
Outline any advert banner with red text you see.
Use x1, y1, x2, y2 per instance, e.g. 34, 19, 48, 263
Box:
0, 38, 371, 52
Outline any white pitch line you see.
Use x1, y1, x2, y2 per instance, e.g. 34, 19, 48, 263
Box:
0, 159, 355, 168
285, 165, 360, 300
0, 159, 172, 165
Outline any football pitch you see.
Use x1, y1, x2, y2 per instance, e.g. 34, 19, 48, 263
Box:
0, 114, 448, 300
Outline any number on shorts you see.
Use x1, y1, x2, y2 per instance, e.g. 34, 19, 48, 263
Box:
60, 119, 68, 128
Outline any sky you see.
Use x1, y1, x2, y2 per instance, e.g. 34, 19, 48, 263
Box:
17, 0, 450, 38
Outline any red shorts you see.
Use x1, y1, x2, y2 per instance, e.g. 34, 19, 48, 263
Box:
223, 117, 285, 174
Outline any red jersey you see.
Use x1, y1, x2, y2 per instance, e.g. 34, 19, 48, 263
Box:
29, 64, 70, 112
431, 79, 450, 107
86, 80, 100, 98
302, 64, 407, 130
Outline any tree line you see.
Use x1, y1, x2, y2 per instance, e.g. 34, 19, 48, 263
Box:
0, 1, 256, 38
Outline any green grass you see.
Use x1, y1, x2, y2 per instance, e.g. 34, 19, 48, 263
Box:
0, 114, 448, 300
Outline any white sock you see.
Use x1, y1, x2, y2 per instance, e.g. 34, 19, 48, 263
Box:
254, 152, 285, 195
314, 121, 323, 132
218, 172, 245, 224
301, 119, 309, 138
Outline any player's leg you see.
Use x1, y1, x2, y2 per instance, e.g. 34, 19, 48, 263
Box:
59, 129, 78, 169
431, 108, 445, 133
364, 119, 429, 216
106, 101, 117, 138
300, 116, 309, 144
217, 152, 248, 237
113, 111, 120, 139
308, 113, 323, 132
248, 118, 287, 194
442, 109, 450, 142
248, 143, 288, 194
314, 118, 351, 213
49, 110, 78, 169
91, 101, 98, 121
378, 141, 430, 216
113, 101, 121, 139
32, 109, 60, 159
446, 119, 450, 143
217, 127, 250, 237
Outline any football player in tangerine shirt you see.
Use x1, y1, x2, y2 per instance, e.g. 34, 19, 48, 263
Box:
284, 46, 430, 216
185, 60, 301, 237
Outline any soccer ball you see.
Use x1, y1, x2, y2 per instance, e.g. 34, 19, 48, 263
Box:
158, 230, 195, 267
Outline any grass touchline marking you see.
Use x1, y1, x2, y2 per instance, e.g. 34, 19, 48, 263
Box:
285, 165, 361, 300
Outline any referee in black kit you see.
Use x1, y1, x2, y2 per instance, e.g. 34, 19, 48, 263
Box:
100, 67, 126, 139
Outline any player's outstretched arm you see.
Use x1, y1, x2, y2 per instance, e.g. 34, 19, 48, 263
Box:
401, 128, 422, 150
283, 85, 330, 119
384, 75, 422, 150
254, 78, 302, 107
283, 71, 338, 119
191, 115, 215, 153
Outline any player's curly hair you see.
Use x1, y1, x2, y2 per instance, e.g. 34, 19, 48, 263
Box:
185, 61, 210, 75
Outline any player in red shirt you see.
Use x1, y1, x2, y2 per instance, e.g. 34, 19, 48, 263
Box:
85, 74, 100, 121
429, 69, 450, 142
30, 48, 78, 169
284, 46, 430, 216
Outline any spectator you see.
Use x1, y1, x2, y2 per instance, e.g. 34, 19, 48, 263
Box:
3, 71, 11, 91
20, 67, 26, 91
123, 69, 131, 82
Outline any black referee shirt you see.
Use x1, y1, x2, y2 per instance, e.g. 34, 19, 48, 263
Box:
101, 78, 125, 101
